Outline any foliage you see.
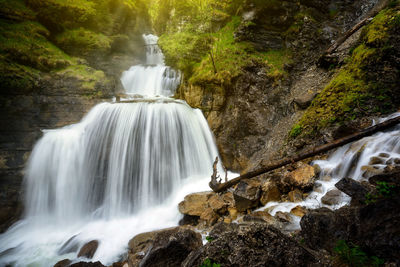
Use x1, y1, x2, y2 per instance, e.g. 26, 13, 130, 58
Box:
205, 236, 214, 242
55, 28, 112, 54
334, 240, 384, 267
289, 124, 303, 138
199, 258, 221, 267
0, 19, 71, 71
365, 181, 398, 204
289, 6, 400, 139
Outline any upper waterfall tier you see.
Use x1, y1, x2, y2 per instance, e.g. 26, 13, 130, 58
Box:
120, 34, 181, 97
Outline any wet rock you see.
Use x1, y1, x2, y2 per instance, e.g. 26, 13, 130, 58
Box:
288, 188, 303, 202
243, 211, 278, 225
69, 262, 105, 267
260, 180, 281, 205
138, 227, 202, 267
178, 191, 214, 217
335, 178, 369, 205
179, 214, 199, 226
77, 240, 99, 259
54, 259, 71, 267
128, 229, 160, 267
284, 163, 316, 190
369, 156, 385, 165
233, 179, 261, 212
361, 165, 384, 178
199, 208, 219, 226
321, 189, 342, 205
275, 211, 293, 223
182, 224, 322, 267
379, 153, 390, 158
290, 206, 307, 217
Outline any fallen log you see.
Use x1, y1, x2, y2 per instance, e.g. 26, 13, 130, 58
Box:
210, 115, 400, 192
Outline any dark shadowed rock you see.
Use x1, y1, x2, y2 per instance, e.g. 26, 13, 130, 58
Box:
54, 259, 71, 267
132, 227, 202, 267
335, 178, 369, 205
300, 195, 400, 264
233, 179, 261, 211
69, 261, 105, 267
182, 223, 325, 267
77, 240, 99, 259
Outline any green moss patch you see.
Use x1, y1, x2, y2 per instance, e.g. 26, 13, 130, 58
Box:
289, 6, 400, 139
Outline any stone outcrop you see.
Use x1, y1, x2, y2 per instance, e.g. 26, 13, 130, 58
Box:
182, 223, 325, 267
128, 226, 202, 267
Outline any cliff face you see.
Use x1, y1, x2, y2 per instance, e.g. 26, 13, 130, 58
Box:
0, 0, 151, 231
156, 0, 399, 173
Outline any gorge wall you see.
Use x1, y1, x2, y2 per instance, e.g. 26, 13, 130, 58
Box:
155, 0, 400, 173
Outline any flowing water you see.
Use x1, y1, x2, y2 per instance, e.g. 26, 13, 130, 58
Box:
263, 113, 400, 227
0, 34, 223, 266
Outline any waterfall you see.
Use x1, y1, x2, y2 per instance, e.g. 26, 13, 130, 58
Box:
0, 34, 221, 266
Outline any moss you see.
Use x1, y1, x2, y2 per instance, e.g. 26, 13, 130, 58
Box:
56, 64, 108, 91
289, 6, 400, 139
0, 57, 40, 93
55, 28, 112, 55
0, 19, 72, 71
0, 0, 36, 21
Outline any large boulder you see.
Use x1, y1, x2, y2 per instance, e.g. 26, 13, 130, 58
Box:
182, 223, 324, 267
69, 262, 105, 267
335, 178, 370, 205
77, 240, 99, 259
128, 227, 202, 267
178, 191, 214, 217
233, 179, 262, 211
321, 189, 342, 205
300, 195, 400, 264
260, 180, 281, 205
283, 163, 316, 191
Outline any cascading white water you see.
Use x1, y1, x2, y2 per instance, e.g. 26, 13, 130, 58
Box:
263, 113, 400, 227
0, 34, 221, 266
121, 35, 181, 96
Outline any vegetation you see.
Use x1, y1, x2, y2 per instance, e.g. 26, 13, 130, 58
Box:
365, 181, 398, 204
334, 240, 384, 267
289, 6, 400, 139
199, 258, 221, 267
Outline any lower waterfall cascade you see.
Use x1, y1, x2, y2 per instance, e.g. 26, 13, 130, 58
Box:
1, 32, 400, 266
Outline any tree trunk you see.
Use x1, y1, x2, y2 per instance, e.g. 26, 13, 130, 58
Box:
210, 116, 400, 192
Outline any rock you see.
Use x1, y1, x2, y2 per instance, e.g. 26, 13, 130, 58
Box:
335, 178, 369, 205
128, 229, 161, 267
361, 165, 384, 178
182, 224, 322, 267
243, 211, 278, 225
179, 214, 199, 226
284, 163, 316, 190
260, 181, 281, 205
321, 189, 342, 205
275, 211, 293, 223
379, 153, 390, 158
288, 189, 303, 202
369, 156, 385, 165
54, 259, 71, 267
233, 179, 261, 212
69, 262, 105, 267
300, 196, 400, 264
138, 227, 202, 267
228, 207, 238, 221
178, 191, 214, 217
208, 194, 228, 214
199, 208, 219, 226
77, 240, 99, 259
290, 206, 307, 217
